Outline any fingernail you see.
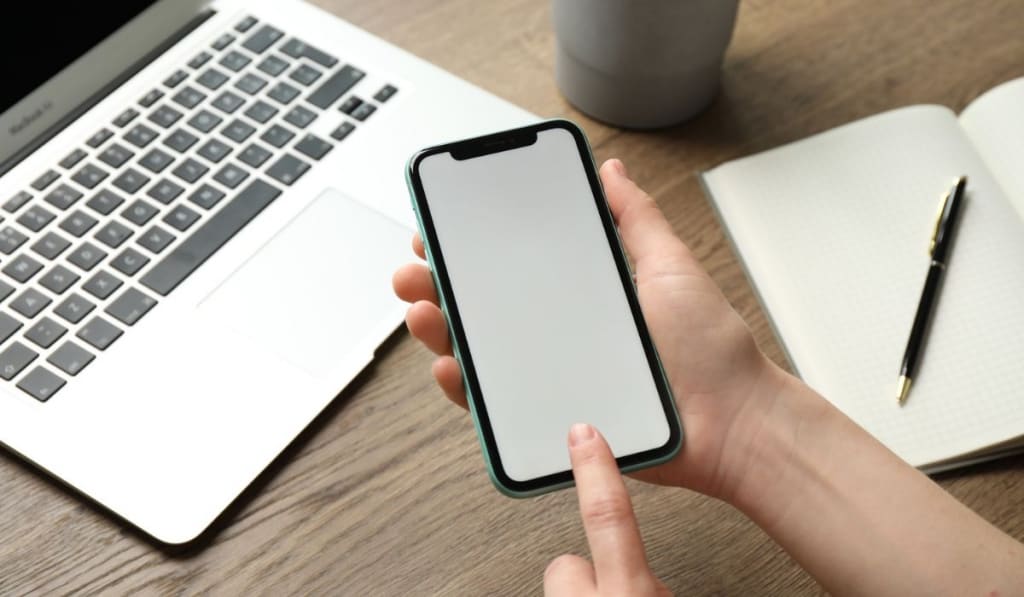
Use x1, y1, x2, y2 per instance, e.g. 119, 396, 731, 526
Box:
610, 159, 628, 177
569, 423, 595, 447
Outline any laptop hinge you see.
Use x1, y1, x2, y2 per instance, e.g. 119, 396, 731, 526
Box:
0, 9, 216, 176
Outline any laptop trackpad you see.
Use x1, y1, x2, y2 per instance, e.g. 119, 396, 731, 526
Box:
199, 188, 412, 378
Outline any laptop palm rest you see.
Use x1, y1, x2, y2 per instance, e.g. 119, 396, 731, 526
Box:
199, 188, 411, 378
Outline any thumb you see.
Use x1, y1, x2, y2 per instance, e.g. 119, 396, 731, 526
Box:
598, 159, 688, 267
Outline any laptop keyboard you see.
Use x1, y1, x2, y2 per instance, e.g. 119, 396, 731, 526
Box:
1, 15, 399, 402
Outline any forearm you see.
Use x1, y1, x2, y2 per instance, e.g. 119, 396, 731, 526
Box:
724, 361, 1024, 596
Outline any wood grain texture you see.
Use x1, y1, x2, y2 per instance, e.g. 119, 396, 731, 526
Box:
3, 1, 1024, 594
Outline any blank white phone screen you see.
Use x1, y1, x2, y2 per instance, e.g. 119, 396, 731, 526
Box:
418, 127, 670, 482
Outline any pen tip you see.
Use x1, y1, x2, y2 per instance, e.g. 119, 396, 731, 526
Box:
897, 376, 911, 406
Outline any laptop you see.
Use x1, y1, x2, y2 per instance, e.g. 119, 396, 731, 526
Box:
0, 0, 532, 544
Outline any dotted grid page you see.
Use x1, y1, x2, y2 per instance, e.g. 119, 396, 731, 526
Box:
960, 77, 1024, 220
704, 105, 1024, 468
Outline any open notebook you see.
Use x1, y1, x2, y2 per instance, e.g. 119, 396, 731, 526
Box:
701, 77, 1024, 472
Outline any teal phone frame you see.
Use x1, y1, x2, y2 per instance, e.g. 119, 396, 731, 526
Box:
405, 118, 683, 497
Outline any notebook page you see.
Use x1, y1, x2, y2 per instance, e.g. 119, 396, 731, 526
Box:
960, 77, 1024, 220
703, 106, 1024, 467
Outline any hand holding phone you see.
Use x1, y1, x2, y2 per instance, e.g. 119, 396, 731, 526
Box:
406, 120, 682, 496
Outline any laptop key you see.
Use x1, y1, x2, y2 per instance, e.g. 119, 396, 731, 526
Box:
10, 288, 51, 318
106, 287, 157, 326
137, 226, 175, 254
44, 184, 84, 210
163, 128, 199, 153
148, 104, 183, 129
86, 128, 113, 148
280, 38, 338, 68
77, 316, 123, 351
374, 84, 398, 103
67, 242, 107, 272
172, 86, 207, 109
283, 105, 317, 129
242, 25, 284, 54
139, 148, 175, 174
17, 366, 66, 402
267, 81, 300, 105
86, 189, 125, 215
25, 317, 68, 349
95, 220, 133, 249
212, 163, 249, 190
31, 170, 60, 191
4, 191, 32, 213
60, 210, 98, 237
330, 121, 355, 141
31, 232, 71, 260
122, 199, 160, 226
124, 124, 158, 148
211, 33, 236, 51
39, 264, 80, 294
54, 293, 96, 324
308, 65, 364, 109
98, 143, 135, 168
235, 16, 257, 33
0, 280, 13, 302
47, 341, 96, 376
339, 96, 362, 114
238, 143, 272, 168
222, 119, 256, 143
71, 163, 108, 189
172, 158, 209, 183
0, 313, 22, 344
139, 88, 164, 108
197, 68, 229, 91
146, 179, 184, 204
113, 108, 139, 128
59, 148, 88, 170
141, 178, 280, 295
188, 184, 225, 210
188, 51, 212, 69
256, 55, 289, 77
163, 204, 201, 232
17, 206, 56, 232
288, 64, 322, 86
266, 154, 310, 186
188, 109, 223, 133
112, 168, 150, 194
244, 100, 278, 124
83, 270, 123, 300
4, 255, 44, 283
234, 73, 268, 95
260, 124, 294, 148
212, 91, 245, 114
198, 139, 232, 163
294, 134, 332, 160
0, 226, 28, 254
351, 102, 376, 121
163, 69, 188, 88
110, 247, 150, 276
219, 50, 251, 72
0, 342, 37, 381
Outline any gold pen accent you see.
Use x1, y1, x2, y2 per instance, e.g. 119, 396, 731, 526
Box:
897, 375, 911, 405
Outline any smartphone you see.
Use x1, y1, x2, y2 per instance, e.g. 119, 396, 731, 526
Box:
406, 119, 682, 497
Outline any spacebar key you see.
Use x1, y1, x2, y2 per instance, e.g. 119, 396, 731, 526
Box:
141, 179, 281, 296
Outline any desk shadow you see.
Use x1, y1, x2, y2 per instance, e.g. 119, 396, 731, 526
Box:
931, 451, 1024, 483
0, 325, 408, 558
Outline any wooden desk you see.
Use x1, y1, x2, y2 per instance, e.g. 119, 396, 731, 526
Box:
3, 1, 1023, 594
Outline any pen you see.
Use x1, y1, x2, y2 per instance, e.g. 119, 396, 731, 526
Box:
897, 175, 968, 405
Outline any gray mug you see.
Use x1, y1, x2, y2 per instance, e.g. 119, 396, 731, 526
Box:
552, 0, 739, 129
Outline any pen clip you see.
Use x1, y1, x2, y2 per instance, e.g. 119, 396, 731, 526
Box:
929, 186, 953, 256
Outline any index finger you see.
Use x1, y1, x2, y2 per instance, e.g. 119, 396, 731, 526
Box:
568, 423, 651, 590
